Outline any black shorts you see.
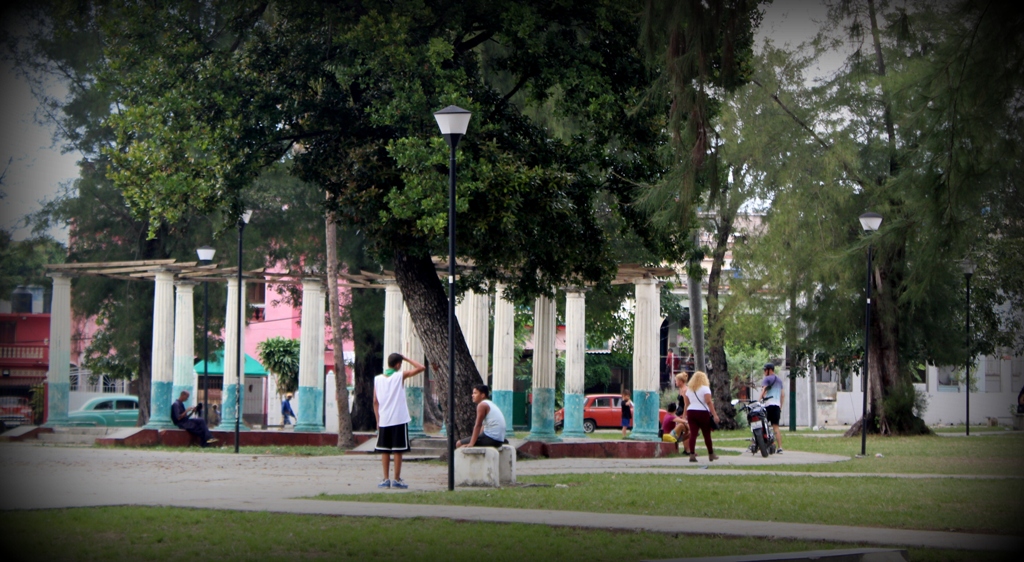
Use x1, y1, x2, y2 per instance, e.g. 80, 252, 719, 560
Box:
375, 423, 410, 453
458, 434, 507, 448
765, 405, 781, 425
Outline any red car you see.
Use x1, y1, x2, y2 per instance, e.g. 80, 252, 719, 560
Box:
0, 396, 33, 430
554, 393, 668, 433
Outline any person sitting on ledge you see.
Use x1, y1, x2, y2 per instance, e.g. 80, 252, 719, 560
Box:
456, 384, 508, 449
171, 390, 218, 447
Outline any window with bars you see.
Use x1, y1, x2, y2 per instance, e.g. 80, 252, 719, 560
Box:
985, 356, 1002, 393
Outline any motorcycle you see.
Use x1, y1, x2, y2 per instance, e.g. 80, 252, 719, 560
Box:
731, 398, 776, 457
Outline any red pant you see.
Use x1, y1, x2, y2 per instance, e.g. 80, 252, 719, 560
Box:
686, 410, 715, 455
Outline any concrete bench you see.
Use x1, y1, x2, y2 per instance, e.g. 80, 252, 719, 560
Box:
644, 547, 908, 562
454, 444, 516, 487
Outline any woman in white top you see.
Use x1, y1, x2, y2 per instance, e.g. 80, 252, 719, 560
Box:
456, 384, 507, 448
682, 371, 720, 463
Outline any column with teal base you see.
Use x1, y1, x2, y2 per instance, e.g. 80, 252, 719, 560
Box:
627, 277, 661, 441
215, 278, 246, 431
44, 273, 72, 427
526, 294, 560, 442
561, 289, 587, 438
492, 284, 516, 436
171, 282, 196, 407
145, 271, 177, 429
402, 304, 427, 438
294, 279, 326, 432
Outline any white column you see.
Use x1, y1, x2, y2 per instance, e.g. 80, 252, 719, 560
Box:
44, 273, 72, 426
382, 282, 404, 370
561, 289, 587, 438
492, 283, 516, 432
216, 277, 246, 430
456, 288, 490, 377
630, 277, 660, 440
171, 282, 196, 407
144, 270, 177, 429
295, 279, 325, 432
402, 304, 426, 437
526, 294, 559, 441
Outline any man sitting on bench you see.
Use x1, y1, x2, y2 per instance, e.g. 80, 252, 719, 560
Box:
455, 384, 508, 449
171, 390, 218, 447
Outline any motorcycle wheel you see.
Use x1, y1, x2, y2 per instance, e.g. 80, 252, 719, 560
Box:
753, 429, 770, 458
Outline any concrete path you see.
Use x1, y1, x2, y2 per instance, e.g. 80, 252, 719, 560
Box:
0, 443, 1019, 552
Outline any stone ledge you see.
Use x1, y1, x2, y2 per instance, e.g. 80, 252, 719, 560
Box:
0, 425, 53, 442
95, 429, 374, 448
517, 439, 678, 459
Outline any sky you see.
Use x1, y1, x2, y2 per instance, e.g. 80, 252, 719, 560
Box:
0, 0, 832, 246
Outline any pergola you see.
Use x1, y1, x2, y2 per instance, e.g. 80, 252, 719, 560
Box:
42, 259, 677, 441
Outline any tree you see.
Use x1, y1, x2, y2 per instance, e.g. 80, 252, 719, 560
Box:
732, 0, 1024, 434
638, 0, 770, 426
30, 0, 679, 443
257, 337, 299, 397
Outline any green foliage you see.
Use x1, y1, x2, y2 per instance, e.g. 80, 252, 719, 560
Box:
0, 234, 65, 301
880, 380, 930, 436
257, 337, 301, 396
29, 383, 46, 425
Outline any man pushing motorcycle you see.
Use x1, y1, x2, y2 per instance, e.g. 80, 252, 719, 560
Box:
759, 363, 784, 454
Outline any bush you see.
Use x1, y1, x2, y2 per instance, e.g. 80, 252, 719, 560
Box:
882, 380, 931, 435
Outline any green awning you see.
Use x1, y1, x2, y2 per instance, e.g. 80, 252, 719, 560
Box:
193, 350, 268, 377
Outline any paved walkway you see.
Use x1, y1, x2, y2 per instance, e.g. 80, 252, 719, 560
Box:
0, 443, 1019, 552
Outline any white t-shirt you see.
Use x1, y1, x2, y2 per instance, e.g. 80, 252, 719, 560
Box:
685, 386, 713, 412
480, 399, 506, 442
374, 372, 411, 427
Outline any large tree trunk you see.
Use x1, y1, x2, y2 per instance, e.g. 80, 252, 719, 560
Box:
706, 210, 738, 429
392, 250, 481, 442
350, 335, 381, 430
136, 331, 152, 426
326, 212, 357, 448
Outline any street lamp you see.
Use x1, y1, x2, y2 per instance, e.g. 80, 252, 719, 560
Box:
434, 104, 471, 492
196, 246, 216, 425
234, 210, 253, 453
961, 258, 975, 436
858, 211, 882, 456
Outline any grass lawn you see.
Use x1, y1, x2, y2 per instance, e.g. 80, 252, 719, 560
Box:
0, 507, 1010, 562
726, 432, 1024, 476
318, 472, 1024, 536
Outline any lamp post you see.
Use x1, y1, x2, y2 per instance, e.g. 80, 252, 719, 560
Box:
858, 211, 882, 456
434, 105, 471, 492
196, 246, 216, 424
961, 258, 975, 436
234, 210, 253, 453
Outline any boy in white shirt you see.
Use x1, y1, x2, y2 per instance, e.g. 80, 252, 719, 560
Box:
373, 353, 426, 489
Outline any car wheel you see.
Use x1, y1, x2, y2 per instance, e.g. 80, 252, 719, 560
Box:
582, 419, 596, 433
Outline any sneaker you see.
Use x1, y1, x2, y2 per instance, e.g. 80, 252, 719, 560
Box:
776, 448, 783, 454
205, 438, 219, 445
391, 478, 409, 489
377, 479, 391, 489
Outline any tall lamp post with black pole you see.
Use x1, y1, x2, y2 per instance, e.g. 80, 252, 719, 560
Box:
434, 105, 471, 492
234, 210, 253, 454
196, 246, 216, 423
961, 259, 975, 436
858, 211, 882, 456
